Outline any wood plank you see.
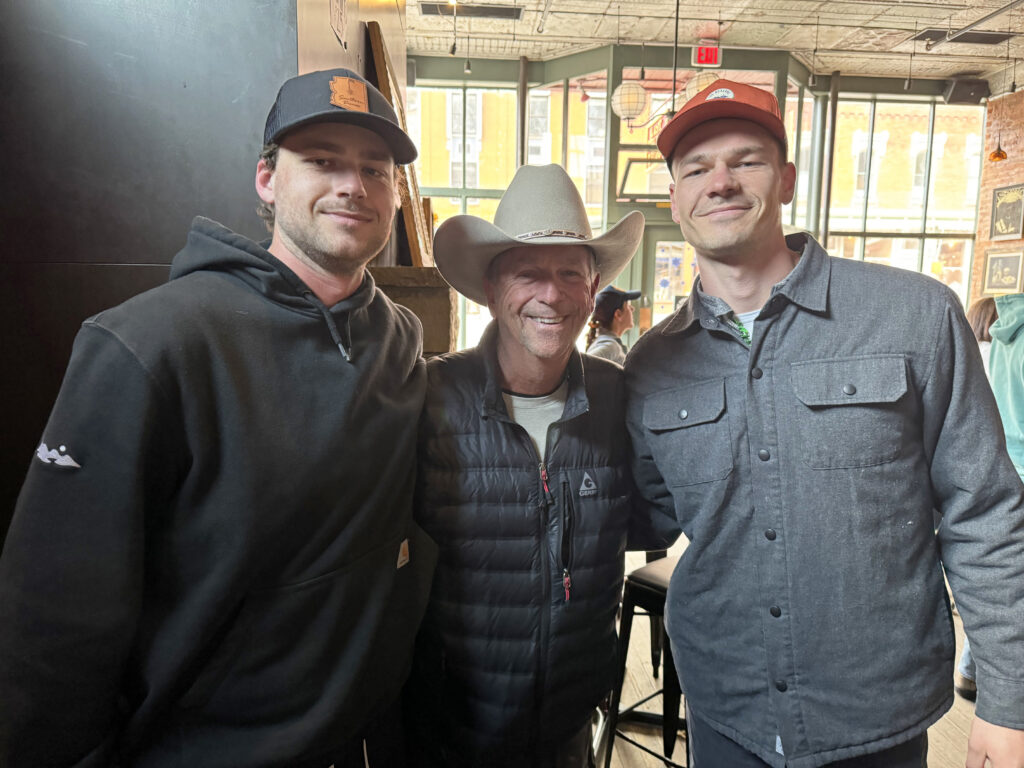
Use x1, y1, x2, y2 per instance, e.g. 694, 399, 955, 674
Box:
366, 21, 433, 267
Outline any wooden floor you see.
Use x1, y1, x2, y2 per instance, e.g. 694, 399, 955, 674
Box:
601, 550, 974, 768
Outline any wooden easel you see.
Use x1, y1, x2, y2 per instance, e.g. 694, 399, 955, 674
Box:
367, 21, 433, 267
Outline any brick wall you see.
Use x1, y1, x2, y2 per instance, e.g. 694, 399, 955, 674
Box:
970, 89, 1024, 304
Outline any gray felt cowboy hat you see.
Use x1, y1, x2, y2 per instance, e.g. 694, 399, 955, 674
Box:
433, 164, 645, 305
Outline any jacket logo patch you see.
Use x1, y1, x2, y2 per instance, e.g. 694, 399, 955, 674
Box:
579, 472, 597, 497
329, 76, 369, 112
35, 442, 81, 469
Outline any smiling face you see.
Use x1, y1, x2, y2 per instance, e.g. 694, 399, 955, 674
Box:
668, 118, 795, 265
256, 121, 401, 278
485, 244, 599, 372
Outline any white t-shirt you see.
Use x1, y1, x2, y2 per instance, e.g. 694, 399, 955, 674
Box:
502, 379, 569, 459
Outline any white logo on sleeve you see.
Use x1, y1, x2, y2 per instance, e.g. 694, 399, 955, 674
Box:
35, 443, 81, 468
579, 472, 598, 497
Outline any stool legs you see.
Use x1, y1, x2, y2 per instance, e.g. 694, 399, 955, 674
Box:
603, 589, 636, 768
662, 639, 681, 759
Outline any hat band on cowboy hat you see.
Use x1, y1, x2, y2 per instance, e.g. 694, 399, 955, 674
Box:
433, 164, 645, 306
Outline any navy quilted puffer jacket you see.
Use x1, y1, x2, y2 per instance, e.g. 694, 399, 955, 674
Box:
407, 322, 633, 766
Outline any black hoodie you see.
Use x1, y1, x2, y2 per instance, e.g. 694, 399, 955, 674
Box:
0, 217, 437, 767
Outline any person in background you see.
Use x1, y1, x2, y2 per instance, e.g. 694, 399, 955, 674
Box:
626, 79, 1024, 767
955, 296, 1000, 702
406, 164, 647, 767
0, 68, 436, 768
991, 293, 1024, 477
967, 296, 998, 378
585, 285, 641, 365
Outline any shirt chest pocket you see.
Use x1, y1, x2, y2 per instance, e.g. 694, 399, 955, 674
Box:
790, 355, 909, 469
642, 379, 733, 487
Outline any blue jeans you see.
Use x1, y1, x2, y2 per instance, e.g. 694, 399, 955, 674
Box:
686, 706, 928, 768
959, 636, 976, 681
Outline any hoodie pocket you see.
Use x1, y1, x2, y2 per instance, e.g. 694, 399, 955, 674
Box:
178, 524, 438, 726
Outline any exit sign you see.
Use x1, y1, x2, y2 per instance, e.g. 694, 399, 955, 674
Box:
692, 45, 721, 67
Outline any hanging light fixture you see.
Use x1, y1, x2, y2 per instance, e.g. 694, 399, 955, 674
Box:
578, 81, 590, 102
808, 17, 820, 88
990, 26, 1014, 162
904, 22, 917, 90
611, 81, 649, 128
449, 0, 458, 56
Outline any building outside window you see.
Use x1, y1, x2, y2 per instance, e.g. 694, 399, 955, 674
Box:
826, 98, 984, 304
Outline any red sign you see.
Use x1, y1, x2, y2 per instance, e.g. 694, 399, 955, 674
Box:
692, 45, 721, 67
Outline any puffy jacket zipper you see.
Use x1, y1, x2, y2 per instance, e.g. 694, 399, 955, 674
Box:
560, 478, 574, 601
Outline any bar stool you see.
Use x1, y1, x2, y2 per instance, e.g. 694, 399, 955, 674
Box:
602, 555, 686, 767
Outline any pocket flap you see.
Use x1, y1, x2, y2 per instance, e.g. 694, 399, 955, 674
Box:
791, 355, 907, 407
643, 379, 726, 431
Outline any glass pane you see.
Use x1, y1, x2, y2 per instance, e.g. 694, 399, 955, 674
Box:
927, 105, 985, 234
428, 197, 463, 231
922, 238, 970, 305
567, 73, 607, 228
829, 102, 871, 233
864, 237, 919, 272
468, 88, 517, 191
864, 103, 932, 233
652, 241, 699, 325
465, 197, 500, 220
408, 87, 461, 189
617, 150, 671, 199
528, 86, 561, 166
827, 236, 861, 260
794, 95, 815, 228
782, 81, 800, 224
459, 297, 491, 351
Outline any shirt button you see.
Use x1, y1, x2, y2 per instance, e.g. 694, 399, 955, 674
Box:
758, 449, 771, 461
770, 606, 782, 617
775, 680, 788, 692
679, 409, 689, 420
764, 529, 777, 540
842, 383, 857, 395
751, 367, 763, 379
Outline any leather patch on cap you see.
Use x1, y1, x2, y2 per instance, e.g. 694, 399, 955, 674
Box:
329, 76, 369, 112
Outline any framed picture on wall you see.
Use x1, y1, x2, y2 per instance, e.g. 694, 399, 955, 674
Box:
983, 251, 1024, 295
990, 184, 1024, 241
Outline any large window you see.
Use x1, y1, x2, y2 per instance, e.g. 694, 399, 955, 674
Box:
825, 98, 984, 304
407, 85, 520, 349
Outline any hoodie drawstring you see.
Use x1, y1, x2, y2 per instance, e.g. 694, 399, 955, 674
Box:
303, 290, 353, 362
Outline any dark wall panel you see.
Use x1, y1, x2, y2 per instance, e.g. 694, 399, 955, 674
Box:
0, 0, 298, 534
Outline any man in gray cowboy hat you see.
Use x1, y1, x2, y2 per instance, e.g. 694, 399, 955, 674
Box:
404, 164, 647, 767
1, 68, 435, 768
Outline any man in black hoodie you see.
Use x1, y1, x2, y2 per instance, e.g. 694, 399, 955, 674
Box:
0, 68, 436, 768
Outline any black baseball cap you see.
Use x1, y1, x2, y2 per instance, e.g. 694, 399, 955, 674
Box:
263, 68, 418, 164
596, 285, 641, 311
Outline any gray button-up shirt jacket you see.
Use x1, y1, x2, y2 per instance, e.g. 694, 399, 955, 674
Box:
625, 234, 1024, 768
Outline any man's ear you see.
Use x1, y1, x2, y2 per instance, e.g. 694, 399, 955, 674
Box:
255, 159, 275, 205
780, 162, 797, 206
668, 183, 681, 225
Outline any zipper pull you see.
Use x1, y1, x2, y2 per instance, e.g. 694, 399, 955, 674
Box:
539, 463, 554, 506
563, 568, 572, 601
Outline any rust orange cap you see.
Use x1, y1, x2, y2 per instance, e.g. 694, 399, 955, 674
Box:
657, 79, 787, 164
